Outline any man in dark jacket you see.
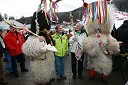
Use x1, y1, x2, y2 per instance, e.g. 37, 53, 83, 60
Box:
0, 29, 8, 84
116, 20, 128, 42
116, 20, 128, 53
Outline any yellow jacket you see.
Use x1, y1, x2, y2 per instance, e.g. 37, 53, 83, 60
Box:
52, 33, 68, 57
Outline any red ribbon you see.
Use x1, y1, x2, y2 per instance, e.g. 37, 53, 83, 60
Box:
106, 0, 111, 1
83, 3, 88, 8
41, 0, 43, 2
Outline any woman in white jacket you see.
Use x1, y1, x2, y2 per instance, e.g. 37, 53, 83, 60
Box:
69, 22, 87, 79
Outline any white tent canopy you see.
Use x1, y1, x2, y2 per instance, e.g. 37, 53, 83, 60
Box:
0, 20, 24, 30
0, 21, 10, 30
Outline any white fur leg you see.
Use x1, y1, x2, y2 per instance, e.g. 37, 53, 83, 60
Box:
30, 52, 55, 84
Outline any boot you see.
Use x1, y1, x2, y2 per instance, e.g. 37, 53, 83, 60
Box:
14, 72, 19, 77
78, 75, 83, 79
72, 74, 77, 79
21, 68, 29, 72
61, 75, 67, 80
56, 75, 61, 81
101, 74, 108, 84
89, 69, 95, 81
0, 78, 8, 85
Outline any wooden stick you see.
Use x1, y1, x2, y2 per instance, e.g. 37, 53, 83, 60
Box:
23, 27, 40, 38
69, 12, 74, 29
4, 19, 40, 38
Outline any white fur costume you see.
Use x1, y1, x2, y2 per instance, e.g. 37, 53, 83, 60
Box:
83, 12, 120, 76
22, 36, 55, 84
84, 34, 120, 76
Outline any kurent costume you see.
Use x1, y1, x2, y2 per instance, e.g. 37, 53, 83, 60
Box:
22, 11, 56, 85
83, 0, 120, 83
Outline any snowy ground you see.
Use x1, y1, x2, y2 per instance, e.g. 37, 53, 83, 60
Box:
114, 11, 128, 29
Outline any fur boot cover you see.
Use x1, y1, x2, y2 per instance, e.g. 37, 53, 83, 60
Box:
22, 36, 55, 84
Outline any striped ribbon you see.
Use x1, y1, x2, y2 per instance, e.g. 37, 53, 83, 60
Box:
100, 0, 103, 23
93, 2, 97, 20
84, 0, 109, 24
106, 1, 109, 21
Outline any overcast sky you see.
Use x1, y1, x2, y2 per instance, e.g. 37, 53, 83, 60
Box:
0, 0, 98, 19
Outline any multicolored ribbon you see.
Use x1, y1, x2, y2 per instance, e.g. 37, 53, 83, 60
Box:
35, 0, 61, 31
48, 0, 60, 23
83, 0, 111, 24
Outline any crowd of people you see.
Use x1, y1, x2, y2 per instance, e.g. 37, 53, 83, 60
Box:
0, 25, 29, 84
0, 17, 128, 85
0, 19, 88, 84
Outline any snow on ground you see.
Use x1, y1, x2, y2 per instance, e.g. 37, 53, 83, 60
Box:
114, 11, 128, 29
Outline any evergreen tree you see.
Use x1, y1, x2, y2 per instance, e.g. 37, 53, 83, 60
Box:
112, 0, 128, 12
0, 13, 3, 21
9, 16, 15, 20
4, 13, 8, 20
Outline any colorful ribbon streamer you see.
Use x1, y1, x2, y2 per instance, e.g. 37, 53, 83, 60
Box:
83, 0, 110, 24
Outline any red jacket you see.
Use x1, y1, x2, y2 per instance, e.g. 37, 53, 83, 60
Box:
4, 31, 25, 56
